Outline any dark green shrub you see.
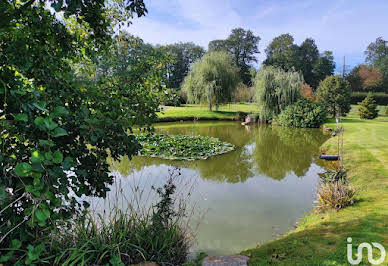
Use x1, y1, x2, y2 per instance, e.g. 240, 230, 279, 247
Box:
277, 99, 327, 128
351, 92, 388, 105
385, 105, 388, 116
358, 93, 378, 119
316, 75, 351, 117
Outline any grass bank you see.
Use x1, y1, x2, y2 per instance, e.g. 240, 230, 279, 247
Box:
156, 103, 259, 122
242, 105, 388, 265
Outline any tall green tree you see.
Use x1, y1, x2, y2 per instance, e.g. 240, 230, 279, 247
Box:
0, 1, 164, 263
264, 34, 334, 90
316, 75, 352, 117
208, 28, 260, 85
313, 51, 336, 85
299, 38, 319, 87
253, 66, 304, 120
263, 34, 301, 72
365, 37, 388, 67
182, 51, 240, 111
161, 42, 205, 89
364, 37, 388, 92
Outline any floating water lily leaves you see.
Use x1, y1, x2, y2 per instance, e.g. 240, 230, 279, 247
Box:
135, 133, 235, 161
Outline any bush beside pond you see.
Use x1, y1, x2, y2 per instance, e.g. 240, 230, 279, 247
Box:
135, 133, 235, 160
276, 99, 327, 128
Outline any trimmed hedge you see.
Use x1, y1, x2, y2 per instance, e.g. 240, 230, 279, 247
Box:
351, 92, 388, 105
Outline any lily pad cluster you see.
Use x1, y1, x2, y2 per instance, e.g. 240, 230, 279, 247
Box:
135, 133, 235, 160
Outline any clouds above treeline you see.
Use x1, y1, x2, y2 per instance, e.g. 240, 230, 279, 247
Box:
125, 0, 388, 71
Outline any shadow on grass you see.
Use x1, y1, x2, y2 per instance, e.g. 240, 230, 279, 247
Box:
340, 118, 367, 124
243, 212, 388, 265
211, 110, 236, 115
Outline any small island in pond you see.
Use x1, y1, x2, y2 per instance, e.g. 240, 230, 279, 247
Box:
135, 133, 235, 161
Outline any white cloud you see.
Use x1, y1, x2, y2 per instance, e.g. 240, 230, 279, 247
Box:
125, 0, 245, 48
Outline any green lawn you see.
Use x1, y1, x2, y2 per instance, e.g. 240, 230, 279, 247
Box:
156, 103, 259, 122
242, 106, 388, 265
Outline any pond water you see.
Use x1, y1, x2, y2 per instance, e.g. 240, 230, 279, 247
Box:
92, 121, 329, 255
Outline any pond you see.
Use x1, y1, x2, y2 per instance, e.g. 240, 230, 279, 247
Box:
91, 121, 329, 255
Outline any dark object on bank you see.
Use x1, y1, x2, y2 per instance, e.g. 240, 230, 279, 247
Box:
319, 155, 340, 161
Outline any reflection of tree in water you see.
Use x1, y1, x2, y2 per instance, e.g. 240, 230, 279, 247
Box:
253, 126, 329, 180
109, 122, 329, 184
109, 123, 256, 183
110, 147, 255, 184
190, 145, 255, 183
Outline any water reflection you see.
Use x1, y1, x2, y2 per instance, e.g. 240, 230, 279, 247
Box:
103, 121, 330, 255
110, 122, 329, 183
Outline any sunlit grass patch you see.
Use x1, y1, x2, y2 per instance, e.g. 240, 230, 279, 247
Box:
243, 105, 388, 265
157, 103, 259, 121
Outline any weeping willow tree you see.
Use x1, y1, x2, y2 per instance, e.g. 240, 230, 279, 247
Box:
182, 51, 240, 110
254, 66, 303, 120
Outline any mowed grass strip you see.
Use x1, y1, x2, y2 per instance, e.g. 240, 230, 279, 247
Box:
242, 106, 388, 265
156, 103, 259, 122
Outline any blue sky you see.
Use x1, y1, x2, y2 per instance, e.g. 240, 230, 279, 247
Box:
125, 0, 388, 73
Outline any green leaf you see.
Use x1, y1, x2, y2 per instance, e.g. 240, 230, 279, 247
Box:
109, 256, 124, 266
53, 106, 69, 117
31, 151, 43, 163
26, 243, 45, 264
14, 113, 28, 122
35, 208, 50, 225
11, 239, 22, 249
52, 150, 63, 164
33, 177, 42, 187
14, 163, 32, 177
43, 118, 58, 131
62, 157, 75, 170
33, 102, 49, 113
34, 117, 45, 129
0, 252, 13, 263
51, 127, 68, 137
39, 139, 55, 147
44, 152, 53, 161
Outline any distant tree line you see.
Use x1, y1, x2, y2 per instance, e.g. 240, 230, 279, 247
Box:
347, 37, 388, 93
263, 33, 335, 89
154, 29, 339, 105
128, 29, 387, 110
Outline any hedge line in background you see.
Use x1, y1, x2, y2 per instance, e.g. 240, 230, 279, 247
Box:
351, 92, 388, 105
